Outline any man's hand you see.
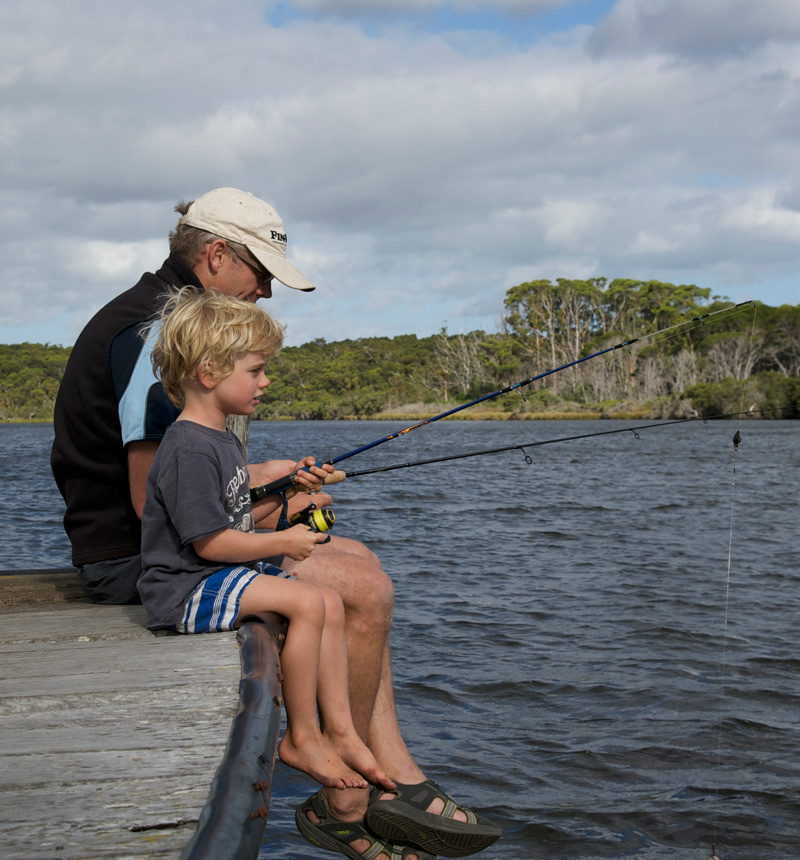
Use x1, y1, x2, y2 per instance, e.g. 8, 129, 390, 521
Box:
247, 458, 296, 488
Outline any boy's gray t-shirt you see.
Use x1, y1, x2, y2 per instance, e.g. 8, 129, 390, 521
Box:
139, 420, 255, 629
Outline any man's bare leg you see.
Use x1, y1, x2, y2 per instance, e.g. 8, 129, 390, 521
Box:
287, 535, 479, 860
365, 642, 470, 820
366, 641, 425, 782
287, 537, 470, 793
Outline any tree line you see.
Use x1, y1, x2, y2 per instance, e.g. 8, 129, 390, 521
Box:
0, 343, 69, 422
1, 278, 797, 422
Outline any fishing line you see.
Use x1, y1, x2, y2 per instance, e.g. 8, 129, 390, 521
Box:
251, 301, 755, 501
707, 434, 738, 860
708, 302, 757, 860
336, 408, 791, 481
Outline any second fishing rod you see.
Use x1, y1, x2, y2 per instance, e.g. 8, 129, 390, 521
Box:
250, 300, 755, 503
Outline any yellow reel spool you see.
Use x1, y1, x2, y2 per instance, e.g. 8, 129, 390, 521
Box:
289, 504, 335, 533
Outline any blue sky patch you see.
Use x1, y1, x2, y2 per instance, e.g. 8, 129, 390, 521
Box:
268, 0, 618, 47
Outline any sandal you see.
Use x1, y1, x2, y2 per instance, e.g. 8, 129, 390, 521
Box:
365, 781, 501, 858
296, 789, 436, 860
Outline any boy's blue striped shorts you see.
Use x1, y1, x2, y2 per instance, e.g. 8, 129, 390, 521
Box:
177, 561, 291, 634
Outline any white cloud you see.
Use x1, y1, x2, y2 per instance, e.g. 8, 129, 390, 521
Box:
628, 231, 680, 255
287, 0, 575, 16
65, 240, 168, 282
0, 0, 798, 349
540, 199, 603, 246
589, 0, 800, 57
721, 188, 800, 243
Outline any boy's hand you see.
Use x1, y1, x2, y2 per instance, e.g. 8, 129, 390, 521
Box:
291, 456, 335, 494
281, 523, 328, 561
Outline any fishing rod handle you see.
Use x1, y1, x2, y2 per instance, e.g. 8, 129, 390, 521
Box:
249, 466, 345, 502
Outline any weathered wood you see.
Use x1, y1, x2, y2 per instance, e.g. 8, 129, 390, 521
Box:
226, 414, 250, 461
0, 569, 88, 606
0, 571, 286, 860
180, 614, 286, 860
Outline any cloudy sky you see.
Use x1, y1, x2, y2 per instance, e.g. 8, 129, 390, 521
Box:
2, 0, 798, 348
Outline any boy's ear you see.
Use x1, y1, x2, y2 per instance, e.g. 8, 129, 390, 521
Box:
195, 361, 218, 390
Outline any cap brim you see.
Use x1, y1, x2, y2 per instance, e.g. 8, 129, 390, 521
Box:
249, 245, 316, 292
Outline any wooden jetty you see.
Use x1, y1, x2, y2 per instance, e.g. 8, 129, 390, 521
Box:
0, 569, 286, 860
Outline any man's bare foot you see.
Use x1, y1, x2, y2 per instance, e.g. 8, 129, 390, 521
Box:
279, 731, 367, 789
327, 727, 396, 791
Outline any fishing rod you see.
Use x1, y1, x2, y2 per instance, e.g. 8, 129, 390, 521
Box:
250, 300, 755, 502
335, 407, 792, 480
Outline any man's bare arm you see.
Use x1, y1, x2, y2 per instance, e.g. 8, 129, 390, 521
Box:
127, 440, 160, 518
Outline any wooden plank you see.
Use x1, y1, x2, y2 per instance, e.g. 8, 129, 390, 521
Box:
0, 579, 254, 860
0, 570, 88, 606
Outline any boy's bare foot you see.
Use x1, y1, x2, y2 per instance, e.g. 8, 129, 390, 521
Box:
279, 731, 367, 789
327, 728, 396, 791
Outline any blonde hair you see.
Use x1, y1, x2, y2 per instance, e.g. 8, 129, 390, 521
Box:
150, 287, 285, 407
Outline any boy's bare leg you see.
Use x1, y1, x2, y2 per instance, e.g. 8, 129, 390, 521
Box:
286, 536, 414, 822
237, 575, 366, 790
299, 640, 463, 860
314, 585, 395, 791
284, 536, 395, 740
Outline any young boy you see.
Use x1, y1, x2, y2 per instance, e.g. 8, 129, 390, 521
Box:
138, 288, 394, 793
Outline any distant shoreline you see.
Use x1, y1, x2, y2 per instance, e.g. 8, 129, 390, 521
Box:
4, 411, 769, 427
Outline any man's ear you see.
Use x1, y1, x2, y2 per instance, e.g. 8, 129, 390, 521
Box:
206, 238, 228, 275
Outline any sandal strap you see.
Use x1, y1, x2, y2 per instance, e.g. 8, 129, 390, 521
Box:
307, 788, 331, 821
299, 790, 431, 860
361, 841, 390, 860
360, 833, 421, 860
372, 780, 479, 824
423, 781, 478, 824
440, 795, 477, 824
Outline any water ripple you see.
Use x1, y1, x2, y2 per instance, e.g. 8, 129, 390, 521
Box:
4, 419, 799, 859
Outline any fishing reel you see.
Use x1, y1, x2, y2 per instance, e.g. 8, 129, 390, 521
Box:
288, 502, 336, 543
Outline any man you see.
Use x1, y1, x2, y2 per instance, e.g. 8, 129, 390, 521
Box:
51, 188, 501, 860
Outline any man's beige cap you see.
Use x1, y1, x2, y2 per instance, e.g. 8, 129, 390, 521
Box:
179, 187, 315, 291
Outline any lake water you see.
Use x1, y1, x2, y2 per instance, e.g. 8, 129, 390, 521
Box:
1, 418, 798, 859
